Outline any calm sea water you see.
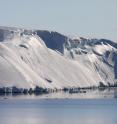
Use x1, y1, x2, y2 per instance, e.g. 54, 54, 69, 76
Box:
0, 88, 117, 124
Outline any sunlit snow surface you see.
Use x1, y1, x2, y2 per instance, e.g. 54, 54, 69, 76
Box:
0, 27, 117, 89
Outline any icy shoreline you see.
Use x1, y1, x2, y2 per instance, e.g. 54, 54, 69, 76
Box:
0, 83, 117, 96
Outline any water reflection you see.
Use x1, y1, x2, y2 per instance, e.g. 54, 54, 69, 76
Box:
114, 89, 117, 98
0, 88, 117, 124
0, 98, 117, 124
0, 88, 117, 99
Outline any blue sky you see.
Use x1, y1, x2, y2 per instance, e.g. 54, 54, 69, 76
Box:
0, 0, 117, 40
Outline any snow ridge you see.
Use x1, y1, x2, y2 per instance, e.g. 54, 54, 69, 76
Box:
0, 27, 117, 89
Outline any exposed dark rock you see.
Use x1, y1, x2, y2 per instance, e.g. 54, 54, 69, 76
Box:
0, 87, 5, 94
94, 39, 117, 49
63, 87, 69, 92
23, 89, 28, 94
12, 86, 23, 94
34, 86, 48, 95
19, 44, 28, 49
45, 78, 52, 83
28, 88, 34, 94
0, 29, 4, 41
36, 30, 67, 54
99, 82, 106, 88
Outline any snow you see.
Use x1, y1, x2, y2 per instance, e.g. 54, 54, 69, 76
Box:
94, 43, 112, 55
88, 53, 97, 63
0, 27, 116, 89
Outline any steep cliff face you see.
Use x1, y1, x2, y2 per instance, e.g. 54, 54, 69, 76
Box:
36, 30, 67, 54
0, 26, 117, 89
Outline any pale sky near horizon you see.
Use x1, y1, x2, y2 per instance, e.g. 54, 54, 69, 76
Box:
0, 0, 117, 41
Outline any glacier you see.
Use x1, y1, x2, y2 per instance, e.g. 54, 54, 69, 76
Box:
0, 26, 117, 90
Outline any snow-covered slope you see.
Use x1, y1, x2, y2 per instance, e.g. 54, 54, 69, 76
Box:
0, 26, 117, 89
